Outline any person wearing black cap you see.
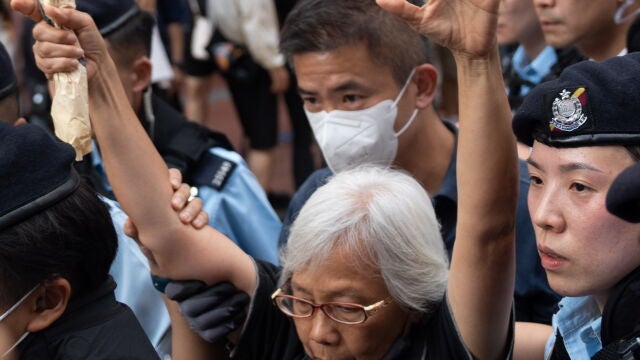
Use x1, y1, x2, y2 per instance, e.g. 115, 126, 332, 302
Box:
0, 122, 160, 359
510, 53, 640, 358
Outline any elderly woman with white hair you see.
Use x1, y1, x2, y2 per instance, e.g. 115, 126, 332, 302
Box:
15, 0, 518, 357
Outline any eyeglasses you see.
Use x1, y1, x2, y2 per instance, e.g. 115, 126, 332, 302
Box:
271, 288, 392, 325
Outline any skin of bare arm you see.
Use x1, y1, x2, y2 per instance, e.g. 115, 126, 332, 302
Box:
377, 1, 518, 359
163, 296, 229, 360
11, 0, 257, 296
514, 322, 553, 360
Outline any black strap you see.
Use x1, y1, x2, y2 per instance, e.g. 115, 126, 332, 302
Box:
162, 122, 227, 176
550, 330, 572, 360
592, 328, 640, 360
189, 151, 237, 191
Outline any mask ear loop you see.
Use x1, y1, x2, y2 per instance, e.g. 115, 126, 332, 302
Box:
396, 109, 419, 137
1, 332, 30, 358
0, 285, 39, 322
0, 285, 40, 358
392, 68, 418, 107
393, 68, 419, 137
615, 0, 640, 24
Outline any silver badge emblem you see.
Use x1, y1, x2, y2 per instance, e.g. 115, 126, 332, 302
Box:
551, 88, 588, 132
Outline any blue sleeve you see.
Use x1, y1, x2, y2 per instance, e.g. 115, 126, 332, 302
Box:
198, 148, 282, 265
278, 168, 333, 246
102, 197, 171, 357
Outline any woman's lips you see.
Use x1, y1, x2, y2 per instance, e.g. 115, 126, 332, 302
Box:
538, 245, 567, 270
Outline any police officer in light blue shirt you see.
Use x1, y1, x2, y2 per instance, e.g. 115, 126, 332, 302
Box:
69, 0, 281, 357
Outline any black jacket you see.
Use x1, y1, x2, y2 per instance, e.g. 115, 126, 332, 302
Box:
18, 277, 159, 360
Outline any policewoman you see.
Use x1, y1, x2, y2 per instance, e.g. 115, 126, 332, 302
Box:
512, 53, 640, 359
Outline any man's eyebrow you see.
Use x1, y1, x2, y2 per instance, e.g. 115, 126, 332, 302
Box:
297, 81, 372, 96
331, 81, 371, 93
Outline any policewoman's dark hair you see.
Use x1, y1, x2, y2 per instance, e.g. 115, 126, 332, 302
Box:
0, 181, 118, 306
279, 0, 431, 86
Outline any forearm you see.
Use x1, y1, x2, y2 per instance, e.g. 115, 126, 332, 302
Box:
87, 54, 256, 293
454, 49, 518, 241
164, 296, 229, 360
89, 56, 177, 240
449, 48, 517, 360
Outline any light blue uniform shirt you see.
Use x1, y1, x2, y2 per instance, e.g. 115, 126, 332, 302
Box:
544, 296, 603, 359
95, 146, 282, 356
512, 45, 558, 97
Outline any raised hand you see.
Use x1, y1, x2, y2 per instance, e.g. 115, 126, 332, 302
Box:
376, 0, 500, 58
11, 0, 108, 81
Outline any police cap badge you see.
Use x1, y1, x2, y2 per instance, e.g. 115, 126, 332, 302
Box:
513, 53, 640, 148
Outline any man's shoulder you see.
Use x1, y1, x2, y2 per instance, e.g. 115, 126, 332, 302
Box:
289, 168, 333, 209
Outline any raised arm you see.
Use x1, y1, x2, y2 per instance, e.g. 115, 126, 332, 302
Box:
12, 0, 256, 295
377, 0, 518, 359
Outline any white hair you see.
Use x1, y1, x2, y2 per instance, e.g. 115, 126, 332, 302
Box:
281, 166, 449, 314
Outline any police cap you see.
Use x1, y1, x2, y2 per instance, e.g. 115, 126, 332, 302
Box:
0, 122, 80, 231
0, 42, 17, 102
513, 53, 640, 148
76, 0, 140, 37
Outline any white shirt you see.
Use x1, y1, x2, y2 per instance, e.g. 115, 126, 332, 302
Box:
207, 0, 285, 70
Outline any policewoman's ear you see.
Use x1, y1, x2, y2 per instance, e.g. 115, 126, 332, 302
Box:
131, 56, 152, 93
413, 63, 439, 110
26, 278, 71, 333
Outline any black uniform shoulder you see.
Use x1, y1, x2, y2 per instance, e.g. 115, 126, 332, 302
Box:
149, 94, 237, 188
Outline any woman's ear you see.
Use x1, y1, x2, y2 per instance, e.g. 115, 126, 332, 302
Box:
413, 64, 439, 110
26, 278, 71, 333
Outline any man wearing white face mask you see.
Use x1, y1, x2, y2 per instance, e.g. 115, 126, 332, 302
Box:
305, 68, 419, 173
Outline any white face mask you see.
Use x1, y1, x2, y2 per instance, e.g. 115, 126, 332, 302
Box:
615, 0, 640, 24
305, 69, 418, 173
0, 285, 39, 358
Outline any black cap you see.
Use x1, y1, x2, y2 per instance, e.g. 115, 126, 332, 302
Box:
0, 122, 80, 231
606, 162, 640, 223
513, 53, 640, 148
0, 42, 17, 102
76, 0, 140, 37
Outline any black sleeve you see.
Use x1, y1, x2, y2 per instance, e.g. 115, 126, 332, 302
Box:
232, 260, 304, 360
425, 296, 514, 359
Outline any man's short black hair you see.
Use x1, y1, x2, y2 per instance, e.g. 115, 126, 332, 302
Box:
0, 181, 118, 306
105, 10, 155, 66
280, 0, 431, 85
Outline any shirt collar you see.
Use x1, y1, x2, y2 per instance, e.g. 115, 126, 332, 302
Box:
512, 45, 558, 84
552, 296, 603, 358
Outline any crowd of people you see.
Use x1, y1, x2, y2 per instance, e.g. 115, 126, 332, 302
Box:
0, 0, 640, 359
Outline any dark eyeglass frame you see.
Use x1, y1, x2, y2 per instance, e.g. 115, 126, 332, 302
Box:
270, 288, 392, 325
